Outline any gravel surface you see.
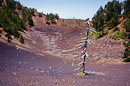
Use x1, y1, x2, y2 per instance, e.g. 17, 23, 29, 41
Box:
0, 42, 130, 86
0, 15, 129, 86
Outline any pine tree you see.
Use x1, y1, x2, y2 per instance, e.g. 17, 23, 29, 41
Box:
124, 0, 130, 18
55, 14, 59, 19
92, 6, 105, 31
6, 0, 15, 9
104, 1, 114, 21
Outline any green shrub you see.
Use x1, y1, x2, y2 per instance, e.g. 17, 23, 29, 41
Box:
120, 31, 127, 39
28, 19, 34, 26
61, 22, 67, 26
104, 27, 109, 32
45, 13, 59, 24
128, 33, 130, 39
112, 27, 119, 32
19, 35, 24, 44
88, 32, 95, 39
109, 35, 112, 38
123, 42, 130, 47
124, 58, 130, 62
88, 36, 93, 39
0, 0, 27, 43
124, 20, 130, 32
104, 35, 107, 39
111, 34, 120, 40
95, 33, 100, 40
123, 48, 130, 62
5, 34, 12, 43
38, 12, 43, 17
107, 19, 113, 27
30, 8, 36, 16
22, 7, 34, 26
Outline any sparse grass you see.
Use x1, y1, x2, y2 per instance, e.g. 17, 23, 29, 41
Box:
104, 35, 107, 39
111, 34, 120, 40
88, 32, 95, 39
19, 35, 24, 44
120, 30, 127, 39
61, 22, 67, 26
95, 33, 100, 40
76, 71, 85, 76
110, 30, 127, 40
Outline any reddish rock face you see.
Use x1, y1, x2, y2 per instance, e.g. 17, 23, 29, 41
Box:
0, 27, 4, 31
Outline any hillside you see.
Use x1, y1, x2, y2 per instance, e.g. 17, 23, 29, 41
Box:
0, 0, 130, 86
91, 0, 130, 62
0, 0, 128, 63
0, 8, 125, 64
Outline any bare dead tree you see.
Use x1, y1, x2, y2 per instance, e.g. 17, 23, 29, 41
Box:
73, 21, 97, 74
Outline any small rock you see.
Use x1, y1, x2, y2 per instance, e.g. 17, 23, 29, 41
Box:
17, 47, 19, 50
23, 62, 26, 64
59, 70, 62, 73
13, 72, 17, 75
49, 67, 52, 70
41, 71, 44, 73
19, 62, 22, 64
64, 61, 67, 64
13, 65, 19, 68
63, 79, 65, 82
36, 69, 39, 71
30, 67, 34, 70
72, 62, 74, 66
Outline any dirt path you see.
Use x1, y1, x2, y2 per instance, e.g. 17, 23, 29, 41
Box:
0, 42, 130, 86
